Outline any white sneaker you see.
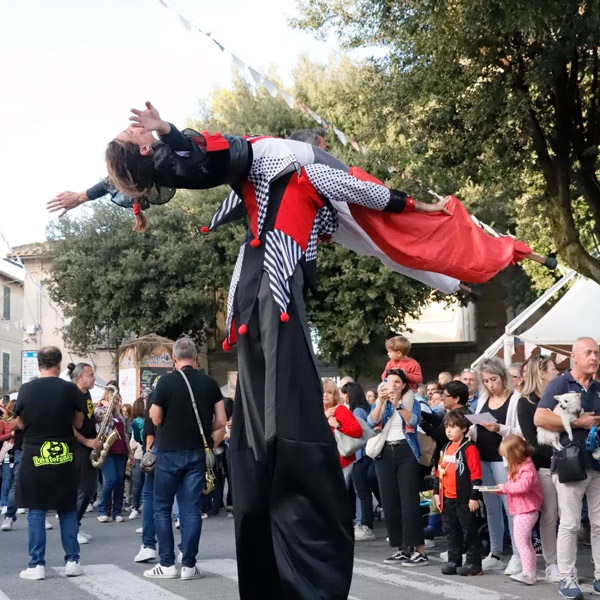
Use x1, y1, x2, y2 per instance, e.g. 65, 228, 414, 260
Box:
510, 571, 537, 585
129, 509, 139, 520
97, 515, 108, 523
175, 518, 180, 529
144, 564, 177, 578
1, 517, 14, 531
44, 520, 53, 530
546, 563, 561, 583
1, 506, 6, 515
85, 504, 93, 512
134, 545, 157, 563
176, 551, 183, 564
482, 553, 505, 571
504, 555, 522, 576
440, 550, 466, 563
136, 526, 143, 534
65, 561, 83, 577
201, 513, 208, 520
77, 533, 89, 544
92, 500, 99, 508
424, 538, 436, 549
114, 516, 124, 523
355, 525, 376, 542
16, 508, 27, 514
79, 531, 92, 541
181, 566, 204, 580
19, 565, 45, 580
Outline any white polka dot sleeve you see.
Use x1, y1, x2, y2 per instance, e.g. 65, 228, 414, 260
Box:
304, 164, 405, 212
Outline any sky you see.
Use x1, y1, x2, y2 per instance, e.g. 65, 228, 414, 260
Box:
0, 0, 344, 254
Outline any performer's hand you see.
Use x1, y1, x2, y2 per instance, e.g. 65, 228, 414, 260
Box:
129, 101, 170, 136
480, 422, 500, 433
47, 191, 86, 217
434, 494, 441, 511
127, 455, 135, 467
468, 499, 479, 512
414, 197, 453, 216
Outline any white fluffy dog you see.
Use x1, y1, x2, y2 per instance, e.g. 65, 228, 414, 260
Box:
537, 392, 583, 450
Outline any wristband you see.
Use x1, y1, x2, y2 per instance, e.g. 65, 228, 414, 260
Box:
405, 196, 416, 212
133, 203, 142, 216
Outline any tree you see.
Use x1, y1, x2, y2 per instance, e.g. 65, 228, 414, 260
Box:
295, 0, 600, 283
47, 190, 242, 353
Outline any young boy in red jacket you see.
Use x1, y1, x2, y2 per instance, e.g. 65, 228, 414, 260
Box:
381, 335, 422, 390
434, 409, 483, 576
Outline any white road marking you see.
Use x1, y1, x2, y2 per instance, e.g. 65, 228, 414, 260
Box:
353, 559, 520, 600
0, 591, 10, 600
53, 564, 188, 600
195, 558, 239, 581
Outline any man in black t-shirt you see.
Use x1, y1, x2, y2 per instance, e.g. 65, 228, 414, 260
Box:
13, 346, 84, 581
145, 337, 225, 580
68, 363, 102, 545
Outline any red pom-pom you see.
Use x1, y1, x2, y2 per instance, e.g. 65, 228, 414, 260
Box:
200, 226, 210, 234
250, 238, 261, 248
405, 196, 416, 212
222, 340, 231, 352
280, 312, 290, 323
238, 324, 248, 335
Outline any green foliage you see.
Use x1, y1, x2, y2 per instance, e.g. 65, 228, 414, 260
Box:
295, 0, 600, 286
47, 191, 242, 353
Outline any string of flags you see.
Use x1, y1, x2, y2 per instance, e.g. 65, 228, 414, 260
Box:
156, 0, 366, 152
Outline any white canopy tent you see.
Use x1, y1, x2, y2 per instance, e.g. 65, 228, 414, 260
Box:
519, 276, 600, 354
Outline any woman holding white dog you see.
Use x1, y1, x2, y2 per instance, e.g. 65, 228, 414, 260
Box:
471, 357, 522, 575
516, 356, 560, 582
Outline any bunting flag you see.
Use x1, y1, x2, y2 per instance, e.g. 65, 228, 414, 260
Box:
280, 90, 295, 109
248, 66, 263, 87
333, 127, 347, 146
263, 78, 279, 99
178, 15, 191, 33
306, 107, 323, 125
231, 54, 246, 72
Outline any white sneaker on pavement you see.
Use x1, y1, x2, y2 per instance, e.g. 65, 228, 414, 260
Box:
424, 539, 436, 549
175, 518, 180, 529
136, 526, 143, 534
355, 525, 376, 542
504, 555, 522, 576
114, 516, 124, 523
19, 565, 45, 580
97, 515, 108, 523
65, 561, 83, 577
77, 533, 89, 544
16, 508, 27, 514
181, 566, 204, 580
85, 504, 93, 513
1, 517, 14, 531
79, 531, 92, 541
0, 506, 6, 515
129, 509, 139, 520
482, 553, 505, 571
144, 564, 178, 578
510, 571, 537, 585
546, 563, 561, 583
44, 520, 53, 530
134, 545, 157, 563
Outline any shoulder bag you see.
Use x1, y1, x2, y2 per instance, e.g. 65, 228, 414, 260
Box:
366, 409, 398, 459
179, 370, 216, 495
334, 417, 376, 458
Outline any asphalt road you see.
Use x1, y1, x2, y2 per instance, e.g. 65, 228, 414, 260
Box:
0, 509, 592, 600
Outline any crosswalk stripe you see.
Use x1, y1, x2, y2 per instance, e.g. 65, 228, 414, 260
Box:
196, 558, 239, 581
353, 559, 520, 600
0, 591, 10, 600
53, 564, 187, 600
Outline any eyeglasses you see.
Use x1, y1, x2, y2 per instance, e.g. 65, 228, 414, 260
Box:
461, 368, 476, 375
442, 392, 452, 398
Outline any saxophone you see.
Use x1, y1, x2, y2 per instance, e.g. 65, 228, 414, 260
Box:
90, 384, 121, 468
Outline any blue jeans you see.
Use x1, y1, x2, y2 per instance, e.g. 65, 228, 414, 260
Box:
481, 460, 518, 556
154, 450, 205, 568
1, 462, 13, 506
131, 459, 144, 511
98, 454, 126, 518
142, 470, 156, 550
5, 449, 21, 520
28, 509, 79, 567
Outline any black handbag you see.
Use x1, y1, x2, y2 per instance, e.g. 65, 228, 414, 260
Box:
554, 443, 587, 483
140, 450, 156, 475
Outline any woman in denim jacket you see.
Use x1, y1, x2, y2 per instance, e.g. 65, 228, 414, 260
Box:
368, 369, 427, 567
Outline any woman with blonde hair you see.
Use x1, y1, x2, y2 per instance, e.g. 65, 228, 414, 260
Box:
471, 357, 522, 574
322, 378, 362, 485
516, 355, 560, 582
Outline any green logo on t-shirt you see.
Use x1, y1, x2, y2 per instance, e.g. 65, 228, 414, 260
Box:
33, 441, 73, 467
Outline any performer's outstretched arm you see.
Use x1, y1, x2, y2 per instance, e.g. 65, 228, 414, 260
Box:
304, 163, 451, 214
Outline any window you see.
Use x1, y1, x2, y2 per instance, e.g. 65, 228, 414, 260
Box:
1, 352, 9, 391
2, 286, 9, 320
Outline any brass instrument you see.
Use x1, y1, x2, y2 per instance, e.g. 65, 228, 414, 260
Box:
90, 384, 121, 468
